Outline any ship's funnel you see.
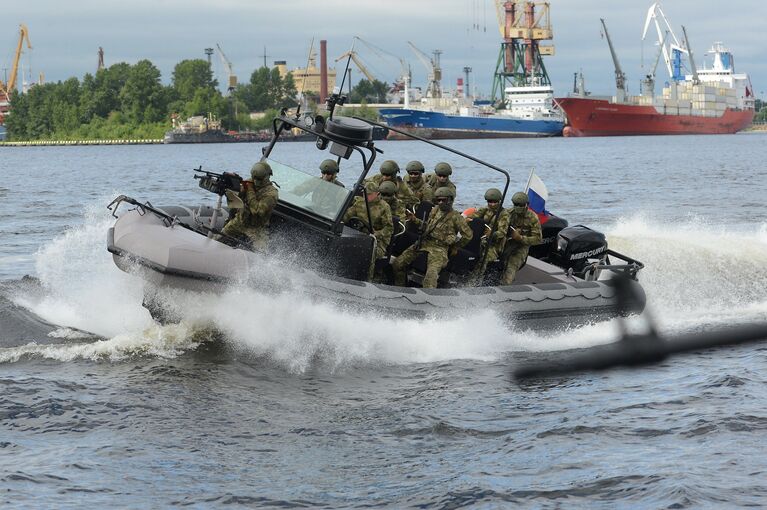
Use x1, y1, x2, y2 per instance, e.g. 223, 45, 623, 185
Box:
320, 40, 328, 103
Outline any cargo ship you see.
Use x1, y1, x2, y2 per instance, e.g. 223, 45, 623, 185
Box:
380, 1, 564, 139
557, 3, 755, 137
379, 85, 564, 139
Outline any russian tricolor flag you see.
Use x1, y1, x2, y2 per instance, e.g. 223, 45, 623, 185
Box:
525, 170, 548, 215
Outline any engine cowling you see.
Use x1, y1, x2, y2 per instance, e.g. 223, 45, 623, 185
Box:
528, 215, 568, 260
550, 225, 608, 273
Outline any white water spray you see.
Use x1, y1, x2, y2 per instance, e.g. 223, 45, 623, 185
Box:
4, 203, 766, 368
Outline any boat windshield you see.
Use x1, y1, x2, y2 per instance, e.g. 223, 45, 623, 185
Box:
265, 158, 351, 220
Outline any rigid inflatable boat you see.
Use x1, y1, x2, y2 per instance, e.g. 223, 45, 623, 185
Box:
107, 92, 645, 329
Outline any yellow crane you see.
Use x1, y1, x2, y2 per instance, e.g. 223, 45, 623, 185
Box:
335, 50, 376, 82
0, 24, 32, 96
215, 43, 237, 94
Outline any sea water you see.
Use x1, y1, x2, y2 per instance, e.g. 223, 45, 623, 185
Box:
1, 134, 766, 507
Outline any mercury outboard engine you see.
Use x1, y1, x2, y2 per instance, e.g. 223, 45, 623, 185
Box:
528, 215, 568, 260
550, 225, 608, 275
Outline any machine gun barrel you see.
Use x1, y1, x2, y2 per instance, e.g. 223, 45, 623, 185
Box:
192, 166, 243, 196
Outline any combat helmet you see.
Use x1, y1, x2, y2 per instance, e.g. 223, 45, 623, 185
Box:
484, 188, 502, 202
320, 159, 339, 174
379, 160, 400, 176
364, 181, 380, 194
434, 162, 452, 176
434, 186, 455, 200
405, 160, 425, 173
378, 180, 397, 197
251, 161, 272, 180
511, 191, 529, 206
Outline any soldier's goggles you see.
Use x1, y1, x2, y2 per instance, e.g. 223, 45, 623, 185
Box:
408, 171, 421, 176
435, 197, 450, 203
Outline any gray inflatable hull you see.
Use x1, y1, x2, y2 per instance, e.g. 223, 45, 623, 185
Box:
108, 207, 645, 329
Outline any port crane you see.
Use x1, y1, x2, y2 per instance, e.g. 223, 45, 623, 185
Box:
642, 2, 687, 81
641, 31, 668, 97
352, 36, 412, 90
491, 1, 554, 103
0, 23, 32, 97
215, 43, 237, 94
600, 18, 627, 103
335, 50, 377, 83
407, 41, 441, 98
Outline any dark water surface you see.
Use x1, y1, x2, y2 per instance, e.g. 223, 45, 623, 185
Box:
1, 134, 767, 508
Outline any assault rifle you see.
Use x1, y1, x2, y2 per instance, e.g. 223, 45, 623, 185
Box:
193, 166, 243, 196
412, 207, 430, 250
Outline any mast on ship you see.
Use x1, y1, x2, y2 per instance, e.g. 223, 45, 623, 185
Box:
491, 1, 555, 105
600, 18, 627, 103
681, 26, 700, 85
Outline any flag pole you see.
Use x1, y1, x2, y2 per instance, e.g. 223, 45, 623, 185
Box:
525, 167, 534, 193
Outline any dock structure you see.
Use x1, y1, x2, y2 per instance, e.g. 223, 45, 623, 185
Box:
0, 139, 164, 147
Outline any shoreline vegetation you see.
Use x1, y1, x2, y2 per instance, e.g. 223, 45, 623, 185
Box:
3, 57, 763, 143
2, 58, 387, 143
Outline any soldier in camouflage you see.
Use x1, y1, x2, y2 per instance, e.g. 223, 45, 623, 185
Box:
468, 188, 510, 285
343, 181, 393, 277
222, 161, 279, 251
379, 180, 406, 219
292, 159, 346, 214
426, 162, 457, 199
403, 160, 434, 204
502, 192, 542, 285
366, 160, 418, 210
392, 187, 473, 288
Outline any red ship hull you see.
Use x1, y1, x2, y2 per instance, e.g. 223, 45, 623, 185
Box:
556, 97, 755, 137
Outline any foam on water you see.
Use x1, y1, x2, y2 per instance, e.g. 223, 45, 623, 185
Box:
605, 214, 767, 332
4, 204, 766, 369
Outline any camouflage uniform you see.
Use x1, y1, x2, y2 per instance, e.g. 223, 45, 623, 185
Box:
367, 174, 418, 209
381, 194, 406, 219
426, 174, 457, 198
392, 208, 473, 288
469, 206, 510, 284
343, 195, 393, 260
502, 207, 542, 285
403, 173, 434, 203
222, 180, 279, 251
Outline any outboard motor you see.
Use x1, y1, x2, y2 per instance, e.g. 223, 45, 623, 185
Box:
550, 225, 608, 275
528, 215, 568, 260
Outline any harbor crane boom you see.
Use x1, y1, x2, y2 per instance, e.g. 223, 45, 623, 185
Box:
0, 24, 32, 96
642, 2, 686, 80
600, 18, 627, 103
681, 26, 699, 85
352, 36, 412, 84
215, 43, 237, 94
641, 31, 667, 97
335, 51, 376, 82
407, 41, 441, 98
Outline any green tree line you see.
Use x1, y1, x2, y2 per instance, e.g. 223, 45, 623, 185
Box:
5, 59, 299, 141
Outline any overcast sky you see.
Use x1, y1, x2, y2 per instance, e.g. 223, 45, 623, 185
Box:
3, 1, 766, 100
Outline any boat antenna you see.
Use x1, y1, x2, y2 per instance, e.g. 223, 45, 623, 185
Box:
296, 37, 314, 118
326, 39, 354, 119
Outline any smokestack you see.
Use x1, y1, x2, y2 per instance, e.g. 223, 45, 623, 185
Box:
320, 40, 328, 103
456, 78, 464, 98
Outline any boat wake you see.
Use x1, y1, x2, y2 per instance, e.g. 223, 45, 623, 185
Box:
1, 203, 765, 369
